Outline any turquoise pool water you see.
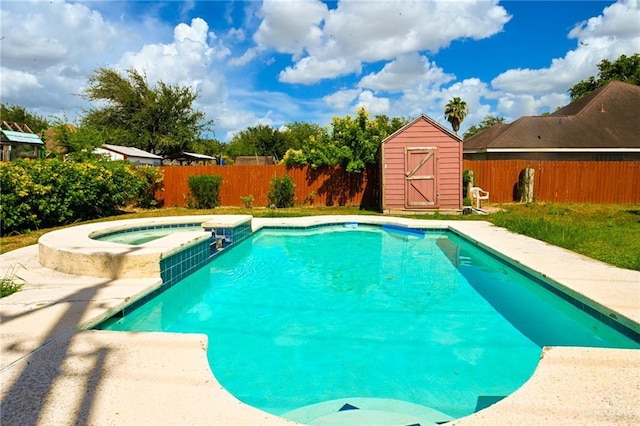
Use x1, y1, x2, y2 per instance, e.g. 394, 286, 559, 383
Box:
93, 225, 203, 245
101, 225, 638, 420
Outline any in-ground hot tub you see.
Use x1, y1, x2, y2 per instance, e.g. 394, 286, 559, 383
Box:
38, 215, 252, 279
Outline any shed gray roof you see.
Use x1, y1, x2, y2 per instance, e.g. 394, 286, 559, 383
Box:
1, 130, 44, 145
463, 81, 640, 153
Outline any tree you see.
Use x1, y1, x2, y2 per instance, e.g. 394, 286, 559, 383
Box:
282, 108, 408, 173
190, 138, 226, 157
0, 104, 50, 134
281, 121, 324, 151
569, 54, 640, 101
225, 124, 287, 161
81, 67, 213, 157
444, 97, 469, 134
46, 116, 105, 159
463, 115, 506, 139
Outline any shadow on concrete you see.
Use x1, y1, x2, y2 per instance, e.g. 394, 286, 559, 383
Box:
0, 243, 151, 425
1, 282, 108, 425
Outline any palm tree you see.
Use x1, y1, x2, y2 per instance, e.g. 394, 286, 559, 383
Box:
444, 97, 469, 134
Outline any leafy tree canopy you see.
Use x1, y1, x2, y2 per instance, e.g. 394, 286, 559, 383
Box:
281, 121, 325, 151
569, 53, 640, 101
80, 67, 213, 157
444, 97, 469, 134
463, 115, 506, 140
283, 108, 408, 173
225, 124, 288, 161
190, 138, 226, 157
0, 103, 50, 134
45, 116, 106, 159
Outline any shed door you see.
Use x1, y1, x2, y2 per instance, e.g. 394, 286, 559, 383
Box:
405, 147, 437, 207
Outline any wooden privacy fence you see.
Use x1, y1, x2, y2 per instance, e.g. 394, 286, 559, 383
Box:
158, 164, 380, 208
158, 161, 639, 208
464, 160, 640, 204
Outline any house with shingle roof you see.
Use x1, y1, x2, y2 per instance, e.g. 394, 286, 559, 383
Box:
463, 81, 640, 161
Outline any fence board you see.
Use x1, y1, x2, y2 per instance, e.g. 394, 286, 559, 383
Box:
158, 161, 639, 208
463, 160, 640, 204
158, 165, 379, 208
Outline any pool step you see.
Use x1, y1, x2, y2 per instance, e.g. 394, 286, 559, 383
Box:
281, 397, 454, 425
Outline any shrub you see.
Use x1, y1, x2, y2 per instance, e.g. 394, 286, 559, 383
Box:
267, 175, 295, 208
187, 174, 223, 209
240, 194, 254, 208
135, 165, 164, 208
304, 191, 317, 206
0, 159, 145, 234
462, 169, 473, 198
0, 264, 25, 298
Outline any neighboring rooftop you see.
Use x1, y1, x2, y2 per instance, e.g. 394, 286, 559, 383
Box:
100, 144, 163, 160
464, 81, 640, 153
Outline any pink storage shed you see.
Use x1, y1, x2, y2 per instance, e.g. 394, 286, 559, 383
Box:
380, 114, 463, 213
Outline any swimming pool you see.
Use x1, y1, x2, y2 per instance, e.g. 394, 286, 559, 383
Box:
99, 224, 639, 422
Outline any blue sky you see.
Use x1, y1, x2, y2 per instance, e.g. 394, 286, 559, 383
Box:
1, 1, 638, 140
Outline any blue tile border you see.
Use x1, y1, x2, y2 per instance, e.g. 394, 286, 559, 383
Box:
160, 239, 210, 288
262, 222, 444, 233
93, 222, 254, 328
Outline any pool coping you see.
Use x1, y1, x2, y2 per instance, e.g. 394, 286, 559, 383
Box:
1, 215, 639, 424
38, 215, 252, 279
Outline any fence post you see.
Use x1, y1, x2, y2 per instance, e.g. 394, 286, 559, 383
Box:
519, 168, 535, 203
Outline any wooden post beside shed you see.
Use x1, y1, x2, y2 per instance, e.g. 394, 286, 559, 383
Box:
380, 114, 463, 214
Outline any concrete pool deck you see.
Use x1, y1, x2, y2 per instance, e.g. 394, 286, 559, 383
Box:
1, 215, 638, 425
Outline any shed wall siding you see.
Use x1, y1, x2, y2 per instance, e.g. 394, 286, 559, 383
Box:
382, 117, 462, 211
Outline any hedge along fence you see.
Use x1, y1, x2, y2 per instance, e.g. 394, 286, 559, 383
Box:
158, 164, 380, 208
0, 158, 159, 234
464, 160, 640, 204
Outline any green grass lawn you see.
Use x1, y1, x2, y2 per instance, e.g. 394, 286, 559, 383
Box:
1, 203, 639, 271
486, 203, 640, 271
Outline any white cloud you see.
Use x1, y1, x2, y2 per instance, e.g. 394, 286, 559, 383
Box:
119, 18, 230, 90
0, 68, 42, 97
279, 56, 362, 84
229, 47, 262, 66
569, 0, 640, 39
492, 0, 640, 95
358, 53, 454, 93
0, 0, 124, 117
323, 89, 362, 110
257, 0, 509, 84
387, 78, 494, 133
227, 28, 246, 42
322, 0, 509, 60
323, 89, 361, 110
253, 0, 328, 57
493, 92, 570, 121
355, 91, 390, 116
